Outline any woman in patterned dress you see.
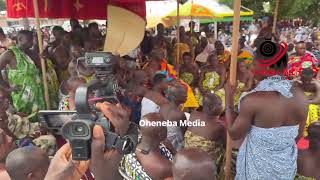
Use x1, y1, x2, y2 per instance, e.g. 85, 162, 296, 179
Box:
234, 61, 254, 108
179, 52, 199, 88
196, 51, 226, 107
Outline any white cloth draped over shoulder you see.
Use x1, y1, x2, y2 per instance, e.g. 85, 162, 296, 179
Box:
236, 76, 298, 180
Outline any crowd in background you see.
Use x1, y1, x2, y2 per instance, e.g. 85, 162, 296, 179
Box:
0, 16, 319, 180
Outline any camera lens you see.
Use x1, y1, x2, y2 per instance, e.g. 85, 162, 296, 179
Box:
76, 126, 84, 133
71, 123, 89, 137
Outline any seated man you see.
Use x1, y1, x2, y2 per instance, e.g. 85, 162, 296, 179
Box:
6, 146, 50, 180
173, 148, 217, 180
120, 113, 174, 180
185, 93, 226, 176
287, 41, 320, 79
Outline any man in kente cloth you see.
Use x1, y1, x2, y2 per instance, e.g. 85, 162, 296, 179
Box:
225, 42, 308, 179
0, 30, 45, 121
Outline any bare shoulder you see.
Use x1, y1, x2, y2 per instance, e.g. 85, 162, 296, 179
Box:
239, 92, 261, 106
0, 50, 15, 68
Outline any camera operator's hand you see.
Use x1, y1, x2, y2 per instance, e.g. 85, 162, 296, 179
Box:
91, 125, 123, 180
44, 143, 89, 180
96, 102, 130, 136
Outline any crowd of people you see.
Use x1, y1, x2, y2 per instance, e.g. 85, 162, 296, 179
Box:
0, 16, 319, 180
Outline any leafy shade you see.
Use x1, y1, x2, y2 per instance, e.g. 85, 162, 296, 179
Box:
0, 0, 6, 11
218, 0, 320, 25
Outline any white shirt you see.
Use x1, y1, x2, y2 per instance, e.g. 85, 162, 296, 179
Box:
140, 97, 160, 118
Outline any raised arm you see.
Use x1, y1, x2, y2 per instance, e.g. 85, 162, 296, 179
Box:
291, 81, 309, 139
241, 73, 254, 92
0, 50, 15, 83
225, 83, 254, 140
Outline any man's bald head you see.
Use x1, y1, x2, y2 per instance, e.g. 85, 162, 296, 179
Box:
203, 93, 223, 116
140, 113, 167, 141
173, 149, 217, 180
6, 146, 50, 180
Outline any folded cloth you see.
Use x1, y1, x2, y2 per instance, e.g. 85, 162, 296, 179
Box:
239, 75, 293, 111
236, 125, 299, 180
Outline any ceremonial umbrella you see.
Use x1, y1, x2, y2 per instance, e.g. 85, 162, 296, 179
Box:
146, 0, 180, 28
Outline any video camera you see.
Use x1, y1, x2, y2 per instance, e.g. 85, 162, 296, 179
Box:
39, 52, 138, 160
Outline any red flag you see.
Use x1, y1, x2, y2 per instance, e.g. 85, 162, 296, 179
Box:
7, 0, 146, 19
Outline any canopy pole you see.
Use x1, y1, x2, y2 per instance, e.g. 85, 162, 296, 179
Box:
272, 0, 280, 34
175, 0, 180, 65
225, 0, 241, 179
214, 21, 218, 40
33, 0, 50, 110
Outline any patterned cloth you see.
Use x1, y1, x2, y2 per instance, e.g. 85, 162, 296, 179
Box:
173, 43, 190, 65
195, 72, 225, 107
184, 130, 225, 173
7, 111, 40, 139
238, 50, 253, 65
46, 59, 59, 110
7, 46, 45, 122
287, 53, 318, 78
58, 95, 70, 110
33, 134, 57, 156
180, 72, 194, 86
159, 143, 174, 162
236, 125, 299, 180
295, 174, 316, 180
304, 92, 320, 137
236, 75, 298, 180
120, 143, 174, 180
218, 50, 231, 64
234, 81, 246, 107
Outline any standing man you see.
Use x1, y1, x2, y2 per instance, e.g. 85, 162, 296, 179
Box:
0, 30, 45, 121
153, 23, 170, 60
225, 47, 308, 179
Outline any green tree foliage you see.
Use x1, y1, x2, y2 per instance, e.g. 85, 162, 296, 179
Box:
219, 0, 320, 25
0, 0, 6, 11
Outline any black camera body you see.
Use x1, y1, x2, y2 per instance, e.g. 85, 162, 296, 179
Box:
41, 52, 138, 161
